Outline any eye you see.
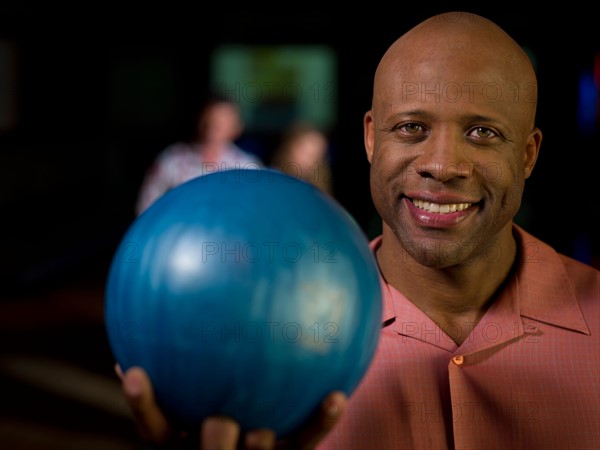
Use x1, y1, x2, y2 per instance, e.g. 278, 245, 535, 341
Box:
397, 122, 425, 134
467, 127, 497, 139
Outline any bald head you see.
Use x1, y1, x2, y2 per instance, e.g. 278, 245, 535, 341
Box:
373, 12, 538, 129
364, 11, 543, 272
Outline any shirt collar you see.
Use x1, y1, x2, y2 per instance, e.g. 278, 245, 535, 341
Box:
369, 224, 590, 338
512, 224, 590, 335
369, 235, 396, 325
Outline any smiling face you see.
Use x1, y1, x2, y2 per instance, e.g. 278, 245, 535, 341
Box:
365, 13, 542, 268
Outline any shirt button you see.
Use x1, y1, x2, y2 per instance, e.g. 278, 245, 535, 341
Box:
452, 355, 464, 366
523, 321, 539, 334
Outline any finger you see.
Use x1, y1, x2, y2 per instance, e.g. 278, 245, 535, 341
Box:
244, 428, 276, 450
114, 363, 123, 380
290, 391, 347, 450
318, 391, 346, 433
200, 416, 240, 450
121, 366, 172, 443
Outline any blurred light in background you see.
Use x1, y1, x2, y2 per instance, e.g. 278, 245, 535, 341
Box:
577, 53, 599, 136
210, 45, 337, 133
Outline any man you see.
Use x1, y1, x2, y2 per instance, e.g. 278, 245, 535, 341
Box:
119, 12, 600, 449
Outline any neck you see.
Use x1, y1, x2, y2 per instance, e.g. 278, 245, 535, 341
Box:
198, 141, 228, 162
376, 225, 517, 345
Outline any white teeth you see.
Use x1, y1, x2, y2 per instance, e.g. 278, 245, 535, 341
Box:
412, 199, 472, 214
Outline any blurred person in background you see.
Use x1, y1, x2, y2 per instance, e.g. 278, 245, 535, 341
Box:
135, 93, 263, 215
270, 121, 334, 196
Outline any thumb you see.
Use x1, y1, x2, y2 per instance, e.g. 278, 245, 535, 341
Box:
121, 366, 172, 443
281, 391, 346, 450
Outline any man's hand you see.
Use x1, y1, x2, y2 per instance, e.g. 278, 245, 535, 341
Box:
116, 365, 346, 450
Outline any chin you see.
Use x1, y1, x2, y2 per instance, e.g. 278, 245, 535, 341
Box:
403, 240, 478, 269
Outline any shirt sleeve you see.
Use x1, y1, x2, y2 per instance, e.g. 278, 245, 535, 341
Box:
135, 145, 179, 215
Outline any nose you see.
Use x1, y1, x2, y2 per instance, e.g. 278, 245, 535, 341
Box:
414, 129, 473, 182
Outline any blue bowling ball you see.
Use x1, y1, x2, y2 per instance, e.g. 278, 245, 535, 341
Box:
105, 168, 382, 438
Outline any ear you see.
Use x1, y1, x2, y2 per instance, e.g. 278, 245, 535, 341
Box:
364, 110, 375, 164
524, 127, 542, 179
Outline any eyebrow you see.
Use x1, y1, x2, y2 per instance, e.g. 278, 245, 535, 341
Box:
386, 110, 503, 125
386, 109, 434, 122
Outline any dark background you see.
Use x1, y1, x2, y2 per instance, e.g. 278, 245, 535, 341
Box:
0, 6, 598, 449
2, 7, 599, 295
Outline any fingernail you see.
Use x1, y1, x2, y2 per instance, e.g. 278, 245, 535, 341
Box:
124, 373, 142, 397
326, 403, 340, 416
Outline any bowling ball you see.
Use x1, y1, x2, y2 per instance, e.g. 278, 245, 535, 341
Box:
105, 168, 382, 438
